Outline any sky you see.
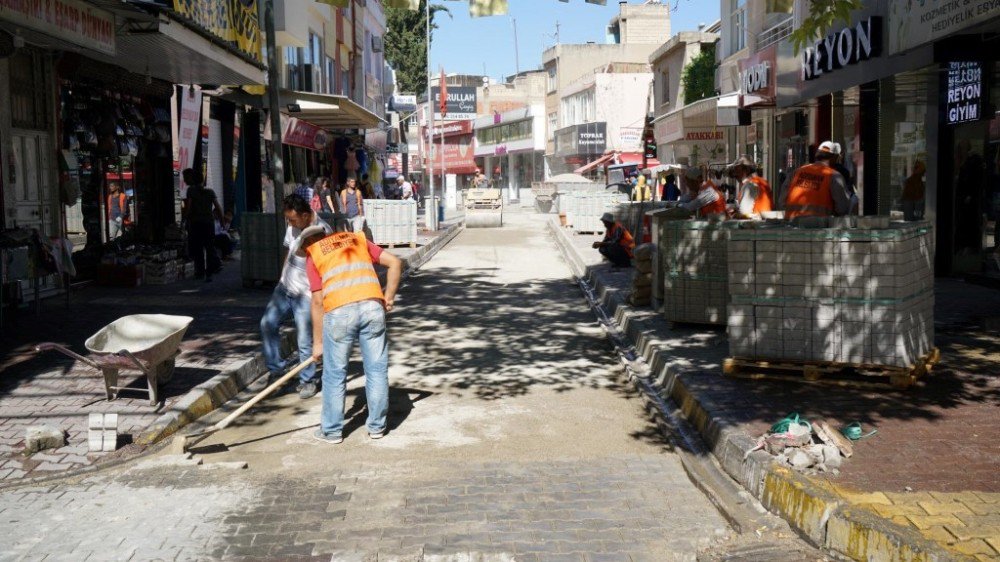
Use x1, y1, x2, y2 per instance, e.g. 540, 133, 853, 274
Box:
430, 0, 721, 81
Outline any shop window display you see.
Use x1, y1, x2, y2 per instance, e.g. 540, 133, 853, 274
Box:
878, 70, 930, 217
60, 82, 172, 254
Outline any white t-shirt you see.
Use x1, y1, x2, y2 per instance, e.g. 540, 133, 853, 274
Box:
400, 181, 413, 199
279, 214, 332, 297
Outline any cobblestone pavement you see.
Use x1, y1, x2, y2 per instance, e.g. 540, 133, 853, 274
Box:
558, 225, 1000, 560
0, 229, 434, 483
0, 212, 816, 561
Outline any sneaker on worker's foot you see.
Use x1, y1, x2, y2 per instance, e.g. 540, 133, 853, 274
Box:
369, 431, 384, 440
312, 429, 342, 444
298, 381, 319, 399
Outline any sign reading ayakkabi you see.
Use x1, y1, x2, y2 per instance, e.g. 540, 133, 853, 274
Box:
945, 62, 985, 125
431, 86, 477, 120
802, 17, 882, 81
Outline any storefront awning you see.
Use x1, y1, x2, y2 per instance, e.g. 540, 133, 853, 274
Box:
573, 153, 616, 174
617, 152, 660, 169
280, 90, 386, 131
653, 96, 727, 145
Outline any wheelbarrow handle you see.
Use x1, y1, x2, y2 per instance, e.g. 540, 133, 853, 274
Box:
116, 349, 151, 376
35, 343, 101, 370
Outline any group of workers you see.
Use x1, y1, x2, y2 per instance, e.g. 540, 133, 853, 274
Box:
596, 140, 855, 267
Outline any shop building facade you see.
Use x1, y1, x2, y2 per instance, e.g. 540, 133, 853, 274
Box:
766, 0, 1000, 276
474, 105, 546, 204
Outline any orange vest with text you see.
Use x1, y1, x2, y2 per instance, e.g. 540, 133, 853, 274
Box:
743, 176, 774, 215
306, 232, 384, 313
785, 163, 835, 219
698, 180, 728, 218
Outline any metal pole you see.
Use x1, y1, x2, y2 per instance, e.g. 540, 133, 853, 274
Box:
262, 0, 284, 215
440, 116, 445, 224
511, 17, 520, 75
425, 0, 435, 230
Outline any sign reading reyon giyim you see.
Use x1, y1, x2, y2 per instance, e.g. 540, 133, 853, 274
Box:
945, 62, 984, 126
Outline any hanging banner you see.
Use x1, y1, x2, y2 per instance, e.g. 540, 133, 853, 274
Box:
171, 0, 261, 61
282, 115, 330, 151
177, 86, 204, 196
889, 0, 1000, 55
469, 0, 509, 18
0, 0, 116, 56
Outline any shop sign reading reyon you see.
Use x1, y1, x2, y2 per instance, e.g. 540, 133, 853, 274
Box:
0, 0, 116, 55
802, 17, 882, 81
945, 61, 984, 125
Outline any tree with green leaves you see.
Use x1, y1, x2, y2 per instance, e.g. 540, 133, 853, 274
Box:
790, 0, 864, 53
384, 1, 450, 95
681, 43, 717, 105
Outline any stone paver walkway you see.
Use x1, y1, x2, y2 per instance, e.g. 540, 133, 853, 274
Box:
554, 221, 1000, 560
0, 212, 756, 561
0, 226, 445, 483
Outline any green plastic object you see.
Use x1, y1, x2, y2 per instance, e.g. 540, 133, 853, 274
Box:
769, 413, 811, 434
841, 422, 877, 440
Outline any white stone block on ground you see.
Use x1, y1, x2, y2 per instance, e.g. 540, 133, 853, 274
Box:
25, 426, 65, 454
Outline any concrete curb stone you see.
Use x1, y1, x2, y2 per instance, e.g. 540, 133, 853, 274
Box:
547, 217, 969, 562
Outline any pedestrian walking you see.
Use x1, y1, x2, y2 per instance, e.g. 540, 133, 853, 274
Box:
592, 212, 635, 268
319, 177, 338, 213
341, 177, 365, 232
398, 176, 414, 200
255, 194, 333, 398
784, 141, 853, 220
182, 168, 224, 281
304, 222, 403, 443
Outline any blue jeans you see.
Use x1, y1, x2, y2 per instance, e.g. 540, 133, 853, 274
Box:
320, 300, 389, 437
260, 286, 316, 384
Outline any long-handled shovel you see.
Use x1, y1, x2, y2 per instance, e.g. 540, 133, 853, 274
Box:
171, 357, 316, 453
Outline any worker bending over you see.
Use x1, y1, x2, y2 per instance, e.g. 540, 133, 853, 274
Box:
728, 156, 774, 219
678, 166, 727, 219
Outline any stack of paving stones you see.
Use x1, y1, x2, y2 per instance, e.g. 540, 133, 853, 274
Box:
727, 221, 935, 367
661, 220, 736, 325
629, 243, 654, 306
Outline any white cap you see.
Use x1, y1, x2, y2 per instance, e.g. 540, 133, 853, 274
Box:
817, 141, 841, 155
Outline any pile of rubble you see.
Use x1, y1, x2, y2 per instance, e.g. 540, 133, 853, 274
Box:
751, 416, 855, 475
630, 243, 654, 307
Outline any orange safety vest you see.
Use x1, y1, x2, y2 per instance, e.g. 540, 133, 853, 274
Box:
785, 163, 835, 219
306, 232, 384, 313
607, 222, 636, 257
108, 192, 130, 224
740, 176, 774, 215
698, 180, 728, 218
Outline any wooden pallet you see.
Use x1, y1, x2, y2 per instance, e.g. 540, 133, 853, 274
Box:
722, 348, 941, 389
377, 242, 417, 249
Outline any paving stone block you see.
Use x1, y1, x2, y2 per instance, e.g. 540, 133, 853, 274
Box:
24, 425, 65, 453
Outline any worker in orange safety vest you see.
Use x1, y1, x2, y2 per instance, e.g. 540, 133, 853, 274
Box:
303, 223, 402, 444
727, 155, 774, 219
784, 141, 853, 220
678, 166, 727, 219
593, 212, 635, 267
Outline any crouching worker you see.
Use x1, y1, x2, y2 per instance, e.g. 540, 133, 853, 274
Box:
592, 212, 635, 268
302, 223, 402, 444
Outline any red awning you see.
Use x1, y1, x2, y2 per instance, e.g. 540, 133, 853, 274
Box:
618, 152, 660, 168
573, 152, 616, 174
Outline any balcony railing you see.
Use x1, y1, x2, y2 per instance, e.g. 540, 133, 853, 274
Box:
757, 17, 793, 50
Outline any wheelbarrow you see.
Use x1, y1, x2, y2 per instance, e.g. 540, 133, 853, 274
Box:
37, 314, 194, 406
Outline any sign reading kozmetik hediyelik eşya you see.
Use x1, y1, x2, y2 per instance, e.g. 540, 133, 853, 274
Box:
946, 61, 984, 125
